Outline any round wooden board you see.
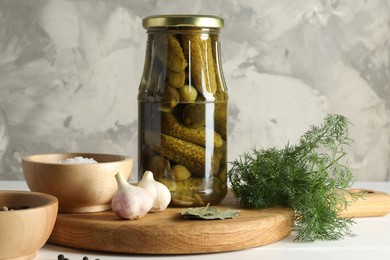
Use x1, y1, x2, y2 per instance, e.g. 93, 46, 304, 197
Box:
48, 191, 292, 254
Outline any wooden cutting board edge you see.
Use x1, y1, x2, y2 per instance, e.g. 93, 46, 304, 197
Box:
48, 190, 293, 255
48, 188, 390, 255
49, 206, 293, 254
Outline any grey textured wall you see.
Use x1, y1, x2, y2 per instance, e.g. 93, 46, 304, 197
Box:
0, 0, 389, 181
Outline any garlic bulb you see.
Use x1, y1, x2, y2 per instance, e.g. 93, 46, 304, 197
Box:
112, 172, 153, 220
138, 171, 172, 212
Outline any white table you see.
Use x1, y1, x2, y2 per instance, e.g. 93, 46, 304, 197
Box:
1, 180, 390, 260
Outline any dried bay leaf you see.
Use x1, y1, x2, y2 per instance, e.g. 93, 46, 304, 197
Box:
180, 204, 241, 220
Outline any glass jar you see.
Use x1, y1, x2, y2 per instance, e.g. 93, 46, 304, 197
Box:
138, 15, 228, 207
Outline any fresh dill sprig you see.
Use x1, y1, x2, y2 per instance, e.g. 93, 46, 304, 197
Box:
228, 114, 361, 242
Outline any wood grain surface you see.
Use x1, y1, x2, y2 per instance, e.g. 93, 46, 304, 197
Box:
48, 190, 292, 254
338, 189, 390, 218
48, 189, 390, 255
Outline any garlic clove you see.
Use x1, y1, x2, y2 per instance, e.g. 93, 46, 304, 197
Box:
138, 170, 172, 212
112, 172, 153, 220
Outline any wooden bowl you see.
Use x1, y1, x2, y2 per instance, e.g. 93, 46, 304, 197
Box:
0, 190, 58, 260
22, 153, 133, 213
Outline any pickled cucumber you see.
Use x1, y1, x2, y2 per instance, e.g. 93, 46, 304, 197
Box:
171, 164, 191, 181
168, 70, 185, 88
161, 112, 223, 148
162, 85, 180, 109
167, 34, 187, 72
178, 85, 198, 102
182, 103, 205, 128
143, 155, 170, 179
171, 177, 224, 206
145, 130, 219, 177
182, 34, 217, 96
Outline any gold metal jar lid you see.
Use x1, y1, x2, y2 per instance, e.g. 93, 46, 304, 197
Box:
142, 15, 224, 29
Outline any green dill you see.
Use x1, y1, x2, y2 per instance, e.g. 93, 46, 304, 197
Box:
228, 114, 361, 242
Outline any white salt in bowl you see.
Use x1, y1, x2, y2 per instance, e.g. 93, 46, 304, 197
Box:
22, 153, 133, 213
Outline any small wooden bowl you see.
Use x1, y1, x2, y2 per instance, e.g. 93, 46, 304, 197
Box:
22, 153, 133, 213
0, 190, 58, 260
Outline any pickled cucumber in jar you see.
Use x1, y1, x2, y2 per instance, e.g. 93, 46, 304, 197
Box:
138, 15, 228, 206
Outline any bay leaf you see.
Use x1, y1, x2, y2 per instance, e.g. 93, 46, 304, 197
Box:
180, 204, 241, 220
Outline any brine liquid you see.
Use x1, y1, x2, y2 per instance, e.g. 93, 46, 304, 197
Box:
138, 100, 227, 206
